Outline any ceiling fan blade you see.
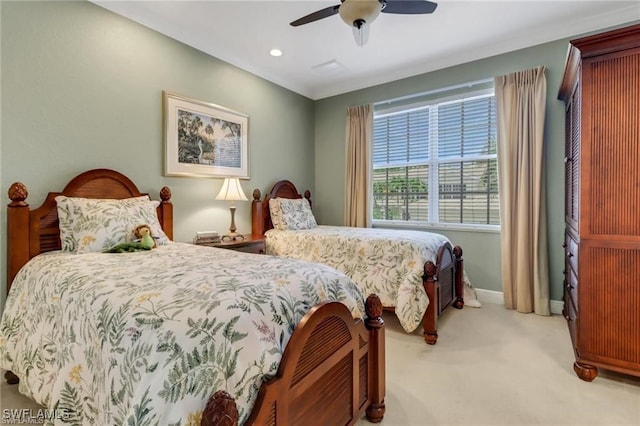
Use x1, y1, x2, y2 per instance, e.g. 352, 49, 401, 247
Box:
290, 4, 341, 26
382, 0, 437, 15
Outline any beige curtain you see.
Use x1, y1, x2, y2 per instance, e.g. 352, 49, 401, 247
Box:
495, 66, 550, 315
344, 104, 373, 227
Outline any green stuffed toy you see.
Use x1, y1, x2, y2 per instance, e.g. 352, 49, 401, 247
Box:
134, 224, 156, 249
104, 224, 156, 253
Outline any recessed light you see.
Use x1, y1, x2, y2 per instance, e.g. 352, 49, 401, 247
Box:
270, 49, 283, 57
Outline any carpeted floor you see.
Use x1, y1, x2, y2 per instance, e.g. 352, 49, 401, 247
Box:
2, 300, 639, 425
354, 300, 640, 426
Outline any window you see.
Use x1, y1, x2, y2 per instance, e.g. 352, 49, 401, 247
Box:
372, 90, 499, 228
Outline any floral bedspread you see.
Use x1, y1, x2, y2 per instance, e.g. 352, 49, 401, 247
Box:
266, 226, 477, 333
0, 243, 365, 425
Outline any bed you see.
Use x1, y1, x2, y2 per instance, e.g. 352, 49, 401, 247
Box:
251, 180, 471, 345
2, 169, 386, 426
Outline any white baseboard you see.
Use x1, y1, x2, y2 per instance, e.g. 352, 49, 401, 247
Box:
474, 288, 503, 305
549, 299, 564, 315
474, 288, 564, 315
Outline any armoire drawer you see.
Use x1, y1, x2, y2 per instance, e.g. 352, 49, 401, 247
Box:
565, 268, 578, 313
565, 234, 578, 273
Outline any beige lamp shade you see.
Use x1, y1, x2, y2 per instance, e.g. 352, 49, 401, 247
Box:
215, 177, 248, 202
216, 178, 247, 241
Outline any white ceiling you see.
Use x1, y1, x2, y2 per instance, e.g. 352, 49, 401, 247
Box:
93, 0, 640, 100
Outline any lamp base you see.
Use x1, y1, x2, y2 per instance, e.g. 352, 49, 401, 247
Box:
221, 232, 245, 242
222, 204, 245, 242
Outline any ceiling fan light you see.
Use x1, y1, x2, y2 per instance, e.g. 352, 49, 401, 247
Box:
352, 21, 370, 47
339, 0, 382, 28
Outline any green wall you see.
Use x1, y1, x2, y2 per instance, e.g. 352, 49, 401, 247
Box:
0, 1, 315, 306
314, 39, 575, 303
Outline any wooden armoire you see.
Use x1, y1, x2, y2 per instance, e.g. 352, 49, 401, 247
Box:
558, 23, 640, 382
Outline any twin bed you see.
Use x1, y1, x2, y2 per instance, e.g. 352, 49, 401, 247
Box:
1, 169, 385, 425
251, 180, 469, 345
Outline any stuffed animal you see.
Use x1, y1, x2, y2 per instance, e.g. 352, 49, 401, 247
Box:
104, 224, 156, 253
133, 224, 157, 249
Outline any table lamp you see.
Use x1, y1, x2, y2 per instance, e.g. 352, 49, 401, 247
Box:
215, 177, 248, 241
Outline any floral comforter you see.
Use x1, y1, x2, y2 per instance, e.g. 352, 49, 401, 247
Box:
0, 243, 365, 425
266, 226, 477, 333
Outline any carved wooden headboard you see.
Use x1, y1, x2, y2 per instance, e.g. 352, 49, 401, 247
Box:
251, 180, 311, 236
6, 168, 173, 294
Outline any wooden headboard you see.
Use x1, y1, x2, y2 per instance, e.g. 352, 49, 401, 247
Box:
6, 168, 173, 293
251, 180, 311, 236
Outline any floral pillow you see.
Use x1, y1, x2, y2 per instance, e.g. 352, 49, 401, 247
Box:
55, 195, 170, 253
272, 197, 317, 230
269, 198, 286, 230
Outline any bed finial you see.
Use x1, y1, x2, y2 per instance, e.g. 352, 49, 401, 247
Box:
8, 182, 28, 206
423, 261, 437, 279
252, 188, 261, 201
201, 390, 239, 426
160, 186, 172, 203
365, 293, 383, 320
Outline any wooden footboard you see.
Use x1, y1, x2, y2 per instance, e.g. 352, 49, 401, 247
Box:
201, 294, 385, 425
422, 243, 464, 345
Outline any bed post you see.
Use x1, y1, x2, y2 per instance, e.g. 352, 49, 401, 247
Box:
158, 186, 173, 241
453, 246, 464, 309
7, 182, 30, 295
365, 294, 386, 423
251, 189, 264, 236
422, 261, 439, 345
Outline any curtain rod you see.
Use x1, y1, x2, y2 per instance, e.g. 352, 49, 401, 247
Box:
373, 77, 494, 107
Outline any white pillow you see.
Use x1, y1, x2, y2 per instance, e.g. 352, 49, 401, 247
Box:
56, 195, 170, 253
273, 198, 317, 230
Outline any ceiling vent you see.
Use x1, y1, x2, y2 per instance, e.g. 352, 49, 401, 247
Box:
311, 59, 346, 74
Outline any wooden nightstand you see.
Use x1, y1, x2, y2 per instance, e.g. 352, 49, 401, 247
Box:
195, 234, 265, 254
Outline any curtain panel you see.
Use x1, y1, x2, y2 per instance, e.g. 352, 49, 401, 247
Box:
495, 66, 550, 315
344, 104, 373, 227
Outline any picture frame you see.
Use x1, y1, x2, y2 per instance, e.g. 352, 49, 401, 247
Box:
163, 91, 249, 178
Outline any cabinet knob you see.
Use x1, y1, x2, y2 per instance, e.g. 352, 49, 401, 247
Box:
562, 242, 567, 248
567, 252, 574, 258
564, 157, 573, 163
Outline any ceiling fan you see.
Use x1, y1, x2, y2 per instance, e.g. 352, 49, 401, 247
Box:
290, 0, 438, 46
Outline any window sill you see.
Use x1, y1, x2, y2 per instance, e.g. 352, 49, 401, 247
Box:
371, 220, 501, 234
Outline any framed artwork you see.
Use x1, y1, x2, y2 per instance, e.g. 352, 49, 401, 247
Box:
163, 91, 249, 178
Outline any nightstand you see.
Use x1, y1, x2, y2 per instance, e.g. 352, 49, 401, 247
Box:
195, 234, 265, 254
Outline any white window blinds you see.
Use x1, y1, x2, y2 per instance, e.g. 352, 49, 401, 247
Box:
372, 90, 499, 227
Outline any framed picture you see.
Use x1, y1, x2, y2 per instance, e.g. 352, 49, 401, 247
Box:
163, 91, 249, 178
